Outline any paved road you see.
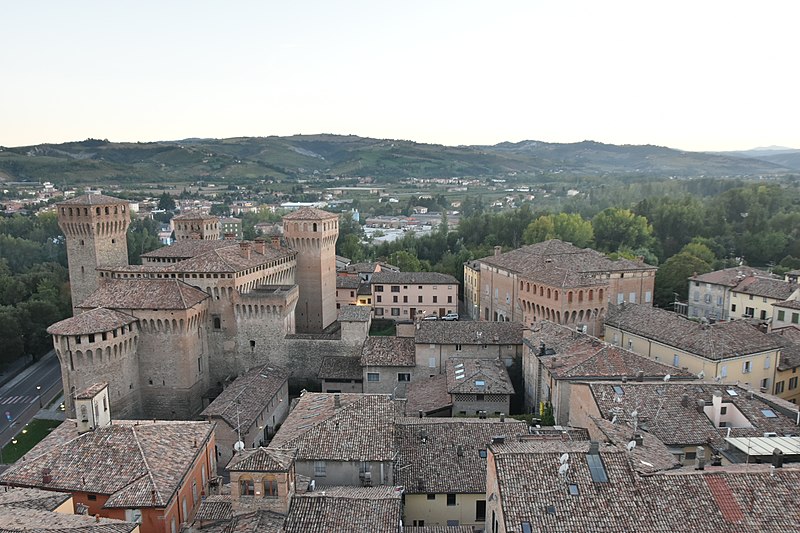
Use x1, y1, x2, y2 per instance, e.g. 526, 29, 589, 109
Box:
0, 352, 63, 451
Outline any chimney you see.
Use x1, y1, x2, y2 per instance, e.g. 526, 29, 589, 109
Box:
271, 234, 281, 248
681, 393, 689, 407
253, 238, 267, 254
334, 394, 341, 408
151, 489, 157, 504
418, 409, 424, 418
622, 376, 627, 384
636, 370, 644, 382
494, 245, 502, 256
634, 434, 644, 446
696, 399, 706, 413
695, 446, 705, 470
539, 342, 546, 356
772, 448, 784, 468
239, 241, 251, 259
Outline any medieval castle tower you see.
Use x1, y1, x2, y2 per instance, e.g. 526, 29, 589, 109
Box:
283, 208, 339, 333
57, 194, 131, 312
48, 195, 355, 420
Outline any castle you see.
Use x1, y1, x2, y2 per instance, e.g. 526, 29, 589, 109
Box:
47, 194, 354, 419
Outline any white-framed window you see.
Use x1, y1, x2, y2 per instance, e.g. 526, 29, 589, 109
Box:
645, 291, 652, 303
617, 293, 624, 304
743, 361, 751, 374
629, 292, 636, 303
720, 365, 728, 378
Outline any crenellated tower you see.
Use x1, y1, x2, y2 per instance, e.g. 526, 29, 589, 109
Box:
173, 211, 220, 241
283, 208, 339, 333
57, 194, 130, 313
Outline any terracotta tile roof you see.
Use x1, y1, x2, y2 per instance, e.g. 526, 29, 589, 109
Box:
284, 485, 403, 533
201, 364, 288, 431
173, 210, 218, 221
141, 239, 232, 259
193, 495, 233, 521
78, 279, 208, 310
0, 487, 70, 512
318, 356, 362, 380
344, 262, 381, 274
490, 439, 800, 532
0, 506, 139, 532
479, 239, 655, 288
446, 358, 514, 395
336, 276, 361, 289
589, 382, 800, 450
59, 194, 126, 206
590, 417, 680, 473
734, 277, 799, 300
227, 447, 295, 473
0, 419, 214, 509
607, 303, 781, 360
533, 321, 696, 380
158, 243, 295, 273
75, 382, 108, 400
415, 321, 524, 345
46, 308, 136, 336
394, 418, 527, 494
691, 267, 776, 287
404, 528, 474, 533
282, 207, 338, 220
269, 393, 399, 462
337, 305, 371, 322
191, 509, 285, 533
405, 375, 452, 415
371, 271, 459, 285
767, 327, 800, 371
361, 337, 416, 367
775, 299, 800, 310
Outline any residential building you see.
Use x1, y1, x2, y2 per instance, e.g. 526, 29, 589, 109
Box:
468, 240, 656, 332
524, 321, 695, 424
284, 486, 403, 533
772, 297, 800, 330
335, 276, 361, 308
405, 375, 452, 417
201, 364, 290, 468
767, 327, 800, 404
731, 276, 799, 321
371, 271, 459, 321
227, 447, 297, 515
268, 393, 399, 487
219, 217, 243, 240
318, 356, 363, 393
394, 418, 527, 528
568, 382, 800, 465
446, 359, 514, 416
413, 321, 524, 376
687, 267, 775, 320
605, 303, 782, 392
463, 260, 481, 320
0, 416, 216, 533
361, 336, 416, 396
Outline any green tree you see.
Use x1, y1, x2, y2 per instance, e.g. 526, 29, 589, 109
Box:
592, 208, 654, 253
389, 250, 424, 272
157, 192, 176, 211
654, 252, 712, 308
523, 213, 594, 247
127, 218, 164, 265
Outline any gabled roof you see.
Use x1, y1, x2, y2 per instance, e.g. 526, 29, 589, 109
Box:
371, 271, 459, 285
78, 279, 208, 310
0, 487, 71, 512
0, 420, 214, 509
606, 303, 781, 360
405, 375, 452, 415
360, 337, 415, 367
318, 356, 362, 381
269, 393, 399, 462
284, 486, 403, 533
394, 418, 527, 494
415, 321, 524, 345
201, 365, 288, 431
690, 267, 777, 287
734, 277, 799, 300
337, 305, 372, 323
47, 308, 137, 336
445, 358, 514, 395
767, 326, 800, 371
227, 447, 295, 473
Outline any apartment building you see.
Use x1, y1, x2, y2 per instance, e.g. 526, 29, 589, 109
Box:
371, 271, 459, 320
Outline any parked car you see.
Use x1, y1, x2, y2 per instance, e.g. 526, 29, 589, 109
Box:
442, 312, 459, 321
422, 314, 439, 321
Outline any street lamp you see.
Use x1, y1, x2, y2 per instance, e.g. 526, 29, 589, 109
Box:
36, 385, 42, 408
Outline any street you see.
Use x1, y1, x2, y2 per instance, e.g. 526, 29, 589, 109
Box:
0, 352, 63, 455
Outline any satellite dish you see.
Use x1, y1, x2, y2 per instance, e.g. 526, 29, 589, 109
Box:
559, 453, 570, 464
714, 375, 722, 383
611, 415, 618, 425
614, 395, 623, 403
627, 440, 637, 452
663, 374, 671, 382
558, 463, 570, 476
697, 370, 705, 380
630, 409, 638, 418
234, 441, 245, 452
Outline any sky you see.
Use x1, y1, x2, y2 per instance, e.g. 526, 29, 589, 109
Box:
2, 1, 799, 152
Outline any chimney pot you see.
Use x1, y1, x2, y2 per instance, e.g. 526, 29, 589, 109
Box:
500, 413, 505, 422
634, 434, 644, 446
696, 399, 705, 413
494, 245, 502, 256
239, 241, 252, 259
695, 446, 706, 470
772, 448, 785, 468
334, 394, 341, 408
681, 393, 689, 407
253, 238, 266, 254
95, 514, 100, 523
636, 370, 644, 382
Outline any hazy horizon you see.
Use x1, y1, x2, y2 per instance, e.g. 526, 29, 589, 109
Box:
3, 1, 799, 152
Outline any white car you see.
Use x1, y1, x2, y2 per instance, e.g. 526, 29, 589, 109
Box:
422, 314, 439, 321
442, 313, 459, 321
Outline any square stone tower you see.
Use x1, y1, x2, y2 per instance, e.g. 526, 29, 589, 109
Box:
283, 208, 339, 333
57, 194, 131, 313
173, 211, 221, 241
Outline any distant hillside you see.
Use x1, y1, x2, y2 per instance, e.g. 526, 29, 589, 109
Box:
0, 135, 793, 185
712, 147, 800, 171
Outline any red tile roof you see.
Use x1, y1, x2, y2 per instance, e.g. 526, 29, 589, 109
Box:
47, 308, 137, 336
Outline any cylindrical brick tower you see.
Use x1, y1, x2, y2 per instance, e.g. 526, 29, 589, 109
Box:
282, 208, 339, 333
57, 194, 130, 313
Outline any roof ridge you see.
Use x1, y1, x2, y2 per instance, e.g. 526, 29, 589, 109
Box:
130, 425, 165, 506
176, 279, 187, 309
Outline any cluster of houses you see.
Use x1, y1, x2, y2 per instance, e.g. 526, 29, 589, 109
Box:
3, 232, 800, 531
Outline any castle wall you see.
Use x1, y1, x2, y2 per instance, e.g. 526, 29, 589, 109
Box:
53, 323, 141, 418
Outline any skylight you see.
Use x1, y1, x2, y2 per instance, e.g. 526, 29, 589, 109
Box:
586, 454, 609, 483
761, 408, 778, 418
522, 523, 533, 533
612, 385, 624, 396
479, 449, 487, 458
726, 389, 738, 396
568, 484, 579, 496
475, 380, 486, 387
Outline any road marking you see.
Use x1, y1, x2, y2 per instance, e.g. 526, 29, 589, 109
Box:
1, 396, 33, 404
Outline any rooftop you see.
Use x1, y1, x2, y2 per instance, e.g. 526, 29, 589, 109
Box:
58, 193, 127, 206
269, 393, 400, 462
767, 326, 800, 371
282, 207, 338, 221
394, 418, 527, 494
415, 320, 524, 345
201, 364, 288, 431
284, 485, 403, 533
691, 267, 777, 287
227, 447, 295, 473
78, 279, 209, 310
318, 356, 362, 381
606, 303, 781, 360
445, 358, 515, 395
0, 419, 214, 509
337, 305, 372, 323
404, 375, 452, 415
371, 271, 459, 286
361, 336, 416, 367
0, 487, 71, 512
734, 277, 799, 300
46, 307, 137, 336
173, 210, 218, 220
